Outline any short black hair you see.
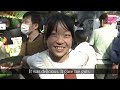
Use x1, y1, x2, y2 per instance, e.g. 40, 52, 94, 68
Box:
45, 12, 75, 48
79, 23, 83, 27
74, 21, 79, 26
23, 11, 41, 32
75, 30, 88, 43
99, 13, 108, 24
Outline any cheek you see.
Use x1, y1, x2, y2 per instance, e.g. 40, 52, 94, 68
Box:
46, 37, 73, 48
67, 38, 73, 48
29, 26, 33, 31
29, 24, 34, 31
46, 38, 55, 48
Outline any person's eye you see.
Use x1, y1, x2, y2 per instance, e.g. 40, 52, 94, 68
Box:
25, 21, 30, 24
65, 34, 71, 37
51, 33, 57, 37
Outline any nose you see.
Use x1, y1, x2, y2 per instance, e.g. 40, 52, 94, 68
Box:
56, 36, 64, 45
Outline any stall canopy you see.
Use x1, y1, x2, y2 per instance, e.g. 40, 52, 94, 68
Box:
0, 11, 28, 19
0, 11, 56, 19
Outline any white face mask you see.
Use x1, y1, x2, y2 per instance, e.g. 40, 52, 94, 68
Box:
21, 23, 30, 35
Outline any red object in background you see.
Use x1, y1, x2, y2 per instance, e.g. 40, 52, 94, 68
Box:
3, 36, 7, 45
64, 70, 77, 79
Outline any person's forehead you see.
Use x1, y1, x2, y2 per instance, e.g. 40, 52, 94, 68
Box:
23, 16, 31, 21
56, 23, 69, 31
22, 16, 32, 23
53, 28, 70, 34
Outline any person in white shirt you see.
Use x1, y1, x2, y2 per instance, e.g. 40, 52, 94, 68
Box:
75, 30, 96, 79
22, 13, 89, 79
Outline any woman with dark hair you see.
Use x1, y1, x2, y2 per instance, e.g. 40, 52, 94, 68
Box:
22, 13, 89, 79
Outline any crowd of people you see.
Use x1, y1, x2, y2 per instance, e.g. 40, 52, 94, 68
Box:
0, 11, 120, 79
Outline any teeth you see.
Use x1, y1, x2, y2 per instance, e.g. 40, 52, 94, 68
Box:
55, 47, 64, 49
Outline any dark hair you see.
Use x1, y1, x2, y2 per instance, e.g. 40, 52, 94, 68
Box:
79, 23, 83, 27
74, 21, 79, 26
23, 11, 41, 32
99, 13, 108, 24
45, 13, 75, 48
75, 30, 88, 43
0, 17, 11, 27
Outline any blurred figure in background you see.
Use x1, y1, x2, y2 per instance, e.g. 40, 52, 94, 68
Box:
75, 30, 96, 79
0, 17, 14, 44
19, 11, 46, 79
89, 13, 118, 79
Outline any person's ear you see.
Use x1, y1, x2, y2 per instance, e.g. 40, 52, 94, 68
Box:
33, 23, 39, 30
101, 20, 104, 27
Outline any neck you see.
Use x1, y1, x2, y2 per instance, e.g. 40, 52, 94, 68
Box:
102, 24, 111, 27
48, 50, 70, 63
28, 30, 40, 42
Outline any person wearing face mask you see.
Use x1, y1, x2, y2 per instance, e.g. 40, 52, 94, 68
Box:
21, 23, 30, 37
18, 11, 46, 79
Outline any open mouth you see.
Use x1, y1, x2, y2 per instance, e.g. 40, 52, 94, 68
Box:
54, 46, 65, 52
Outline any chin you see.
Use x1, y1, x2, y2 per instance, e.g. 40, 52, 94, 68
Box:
54, 52, 67, 58
55, 54, 64, 58
50, 48, 69, 57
